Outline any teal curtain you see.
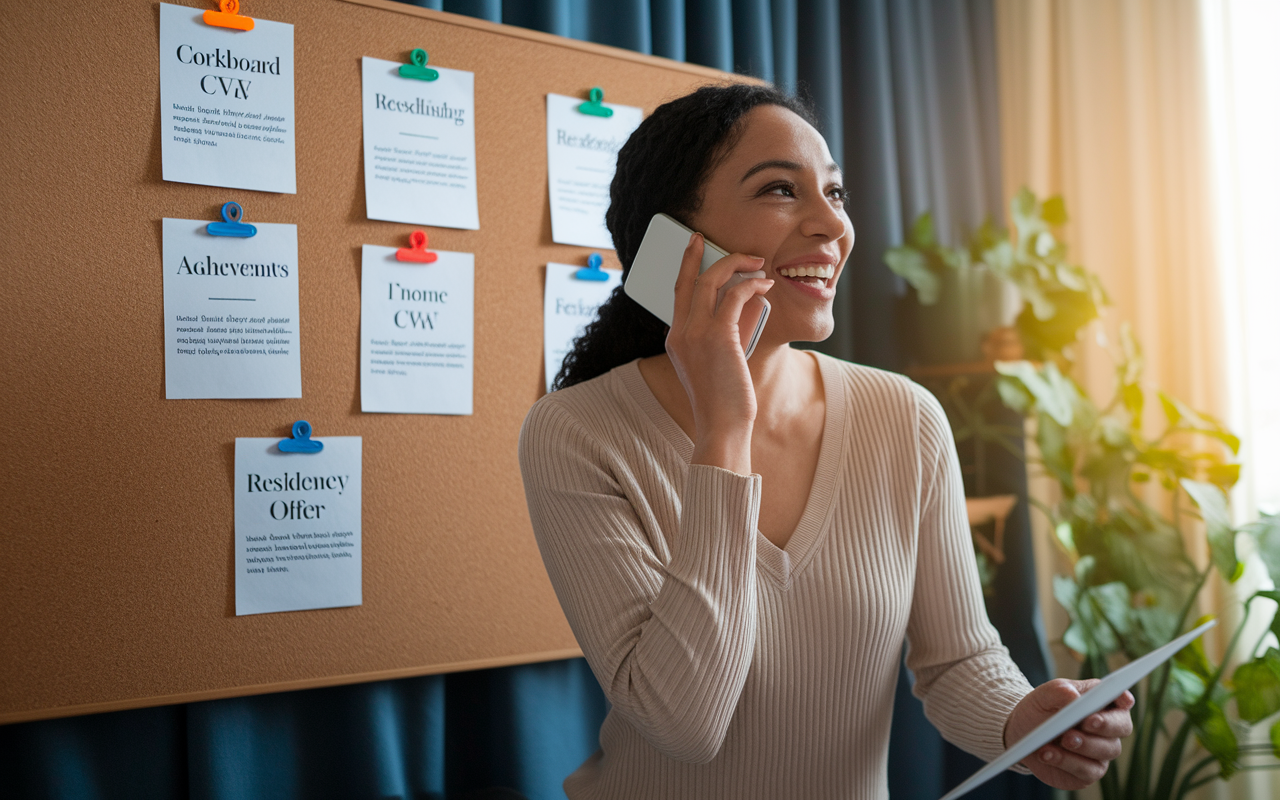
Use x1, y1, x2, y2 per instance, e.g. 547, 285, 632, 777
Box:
1, 2, 1051, 798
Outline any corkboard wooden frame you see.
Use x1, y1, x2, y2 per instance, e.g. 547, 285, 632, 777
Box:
0, 0, 749, 725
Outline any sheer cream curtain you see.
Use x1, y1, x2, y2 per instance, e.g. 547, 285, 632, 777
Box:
1201, 2, 1280, 527
993, 1, 1274, 798
1200, 2, 1280, 796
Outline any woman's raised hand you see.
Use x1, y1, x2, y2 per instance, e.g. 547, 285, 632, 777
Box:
665, 232, 773, 475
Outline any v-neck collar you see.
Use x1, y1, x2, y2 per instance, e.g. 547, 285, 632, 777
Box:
617, 350, 847, 589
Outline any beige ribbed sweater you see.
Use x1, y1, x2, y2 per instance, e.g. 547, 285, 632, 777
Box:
518, 352, 1033, 799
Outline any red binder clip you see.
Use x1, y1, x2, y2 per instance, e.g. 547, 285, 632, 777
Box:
204, 0, 255, 32
396, 231, 438, 263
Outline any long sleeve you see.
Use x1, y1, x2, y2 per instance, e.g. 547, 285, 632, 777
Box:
904, 386, 1034, 763
515, 359, 1035, 798
518, 396, 762, 764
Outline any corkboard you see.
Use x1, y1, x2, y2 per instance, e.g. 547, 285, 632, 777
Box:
0, 0, 748, 725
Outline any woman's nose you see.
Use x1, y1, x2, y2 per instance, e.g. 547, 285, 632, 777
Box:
800, 194, 848, 240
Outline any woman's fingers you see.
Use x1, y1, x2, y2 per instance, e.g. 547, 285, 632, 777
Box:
1036, 744, 1110, 787
671, 232, 705, 326
1059, 728, 1123, 762
687, 254, 766, 318
1081, 703, 1134, 739
671, 233, 768, 324
714, 276, 774, 322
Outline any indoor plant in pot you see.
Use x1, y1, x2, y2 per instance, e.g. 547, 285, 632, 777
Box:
885, 189, 1280, 799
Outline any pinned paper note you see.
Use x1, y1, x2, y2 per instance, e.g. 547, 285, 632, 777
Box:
361, 56, 479, 229
543, 261, 620, 391
162, 216, 301, 399
235, 430, 362, 615
546, 92, 642, 248
158, 2, 296, 193
360, 244, 475, 414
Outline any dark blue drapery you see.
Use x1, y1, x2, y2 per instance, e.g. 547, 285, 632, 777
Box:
3, 2, 1051, 798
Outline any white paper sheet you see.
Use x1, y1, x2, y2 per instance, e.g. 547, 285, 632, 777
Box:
543, 262, 621, 391
361, 57, 479, 229
159, 2, 296, 193
360, 245, 475, 414
546, 93, 643, 248
235, 435, 362, 616
938, 619, 1218, 800
162, 218, 301, 399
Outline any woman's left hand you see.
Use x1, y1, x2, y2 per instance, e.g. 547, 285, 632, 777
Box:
1004, 679, 1134, 790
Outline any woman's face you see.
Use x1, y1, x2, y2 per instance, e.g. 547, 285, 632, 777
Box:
686, 104, 853, 347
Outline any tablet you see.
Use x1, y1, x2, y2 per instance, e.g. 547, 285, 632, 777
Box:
939, 618, 1217, 800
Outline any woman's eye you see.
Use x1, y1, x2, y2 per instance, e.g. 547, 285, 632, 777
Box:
762, 183, 796, 197
828, 186, 848, 204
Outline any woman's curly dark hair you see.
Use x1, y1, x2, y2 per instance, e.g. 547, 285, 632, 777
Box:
551, 83, 817, 391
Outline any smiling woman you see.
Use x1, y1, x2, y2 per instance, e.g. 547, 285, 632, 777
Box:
519, 84, 1133, 799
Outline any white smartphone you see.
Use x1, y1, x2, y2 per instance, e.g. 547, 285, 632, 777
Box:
624, 213, 771, 358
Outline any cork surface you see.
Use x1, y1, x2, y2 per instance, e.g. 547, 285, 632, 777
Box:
0, 0, 745, 724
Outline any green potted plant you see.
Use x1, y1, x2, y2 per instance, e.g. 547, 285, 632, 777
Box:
885, 189, 1280, 798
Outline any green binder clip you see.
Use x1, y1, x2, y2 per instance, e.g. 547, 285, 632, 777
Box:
577, 87, 613, 118
398, 49, 439, 82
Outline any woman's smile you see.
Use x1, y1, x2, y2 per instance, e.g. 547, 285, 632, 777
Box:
770, 251, 841, 297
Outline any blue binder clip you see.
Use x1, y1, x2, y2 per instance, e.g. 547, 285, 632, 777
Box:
574, 253, 609, 281
207, 202, 257, 238
278, 420, 323, 454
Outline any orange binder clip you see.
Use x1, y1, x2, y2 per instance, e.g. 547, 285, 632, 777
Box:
204, 0, 255, 32
396, 231, 438, 263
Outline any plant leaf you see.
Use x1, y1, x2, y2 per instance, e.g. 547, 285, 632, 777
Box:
1084, 582, 1133, 640
884, 247, 941, 305
1055, 521, 1076, 555
1015, 289, 1098, 356
1243, 514, 1280, 587
1037, 413, 1074, 488
1251, 590, 1280, 641
1075, 555, 1096, 583
1159, 391, 1241, 454
1132, 605, 1179, 654
1054, 574, 1119, 657
995, 361, 1075, 427
939, 245, 971, 271
1122, 383, 1144, 425
1099, 416, 1130, 448
1168, 663, 1207, 709
1054, 575, 1091, 657
1011, 188, 1037, 234
979, 239, 1016, 280
1189, 701, 1239, 779
1232, 649, 1280, 724
1119, 322, 1143, 383
910, 211, 935, 247
1190, 428, 1243, 456
995, 375, 1033, 414
1055, 263, 1089, 292
1060, 575, 1124, 656
1181, 479, 1240, 582
1272, 717, 1280, 759
1206, 463, 1241, 489
1042, 195, 1069, 225
1160, 392, 1183, 426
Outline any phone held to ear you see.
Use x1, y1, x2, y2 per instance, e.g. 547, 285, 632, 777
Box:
624, 213, 771, 359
